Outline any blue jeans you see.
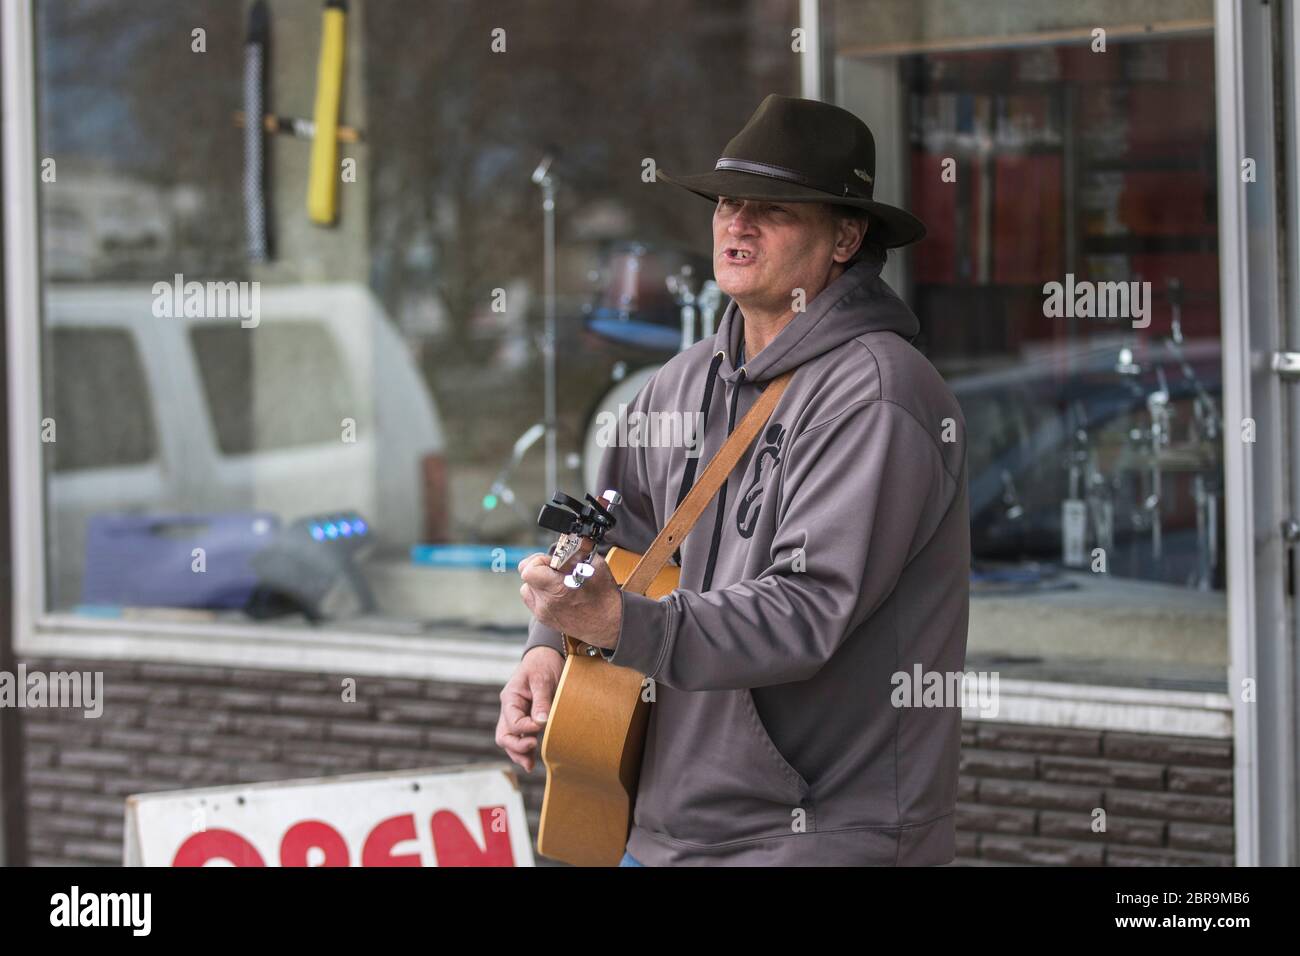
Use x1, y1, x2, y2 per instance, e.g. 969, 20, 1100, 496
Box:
618, 850, 644, 867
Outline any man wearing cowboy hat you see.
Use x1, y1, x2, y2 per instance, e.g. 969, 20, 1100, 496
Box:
501, 95, 970, 866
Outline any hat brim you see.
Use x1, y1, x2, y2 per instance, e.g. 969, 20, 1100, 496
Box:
656, 168, 926, 248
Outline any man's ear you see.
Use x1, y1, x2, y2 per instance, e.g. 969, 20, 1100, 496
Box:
832, 209, 868, 263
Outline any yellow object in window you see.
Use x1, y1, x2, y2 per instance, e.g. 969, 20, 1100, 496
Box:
307, 0, 347, 225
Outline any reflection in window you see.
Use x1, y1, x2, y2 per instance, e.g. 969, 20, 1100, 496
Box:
833, 8, 1224, 685
34, 0, 803, 633
190, 323, 354, 456
47, 328, 157, 471
904, 38, 1221, 593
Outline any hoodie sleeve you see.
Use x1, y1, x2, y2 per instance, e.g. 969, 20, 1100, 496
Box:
603, 398, 956, 689
521, 377, 664, 659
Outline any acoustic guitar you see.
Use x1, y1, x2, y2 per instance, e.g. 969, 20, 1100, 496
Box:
531, 368, 795, 867
537, 539, 677, 867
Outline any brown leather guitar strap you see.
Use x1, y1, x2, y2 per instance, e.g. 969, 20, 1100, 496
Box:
620, 368, 795, 597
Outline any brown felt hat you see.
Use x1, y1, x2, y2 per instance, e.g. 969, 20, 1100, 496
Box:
657, 94, 926, 248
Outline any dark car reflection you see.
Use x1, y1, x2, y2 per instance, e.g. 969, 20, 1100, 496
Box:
950, 336, 1223, 591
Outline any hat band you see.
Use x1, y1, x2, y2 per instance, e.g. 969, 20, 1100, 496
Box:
714, 157, 869, 199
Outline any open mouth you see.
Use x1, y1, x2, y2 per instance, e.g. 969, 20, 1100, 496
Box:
724, 248, 756, 263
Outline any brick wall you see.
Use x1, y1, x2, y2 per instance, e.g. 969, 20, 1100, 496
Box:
14, 657, 1233, 866
955, 721, 1234, 866
16, 657, 543, 866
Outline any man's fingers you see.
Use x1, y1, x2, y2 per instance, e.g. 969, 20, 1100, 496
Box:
528, 669, 555, 724
521, 560, 566, 592
585, 552, 617, 586
512, 752, 536, 773
496, 702, 538, 738
496, 720, 539, 769
517, 552, 552, 574
500, 687, 542, 734
499, 732, 538, 754
502, 741, 537, 774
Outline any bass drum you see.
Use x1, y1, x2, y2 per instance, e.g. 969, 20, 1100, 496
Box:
583, 364, 662, 494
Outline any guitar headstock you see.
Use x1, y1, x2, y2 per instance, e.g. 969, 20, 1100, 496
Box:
537, 489, 621, 572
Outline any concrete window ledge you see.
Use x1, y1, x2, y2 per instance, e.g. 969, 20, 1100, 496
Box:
19, 617, 1233, 739
964, 679, 1233, 739
18, 615, 524, 686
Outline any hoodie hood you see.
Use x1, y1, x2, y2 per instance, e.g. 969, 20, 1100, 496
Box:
713, 254, 921, 384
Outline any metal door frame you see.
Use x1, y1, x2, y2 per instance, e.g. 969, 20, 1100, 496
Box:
1216, 0, 1297, 867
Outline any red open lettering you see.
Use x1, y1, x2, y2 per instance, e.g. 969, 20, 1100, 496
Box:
280, 819, 349, 867
361, 813, 422, 866
430, 806, 514, 867
173, 828, 267, 867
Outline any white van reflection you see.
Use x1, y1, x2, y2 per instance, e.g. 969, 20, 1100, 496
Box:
43, 282, 447, 615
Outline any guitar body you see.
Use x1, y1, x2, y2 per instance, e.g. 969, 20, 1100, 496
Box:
536, 546, 680, 866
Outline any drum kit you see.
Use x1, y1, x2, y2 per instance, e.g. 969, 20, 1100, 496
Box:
578, 243, 721, 492
1060, 277, 1223, 589
480, 184, 724, 534
584, 243, 721, 354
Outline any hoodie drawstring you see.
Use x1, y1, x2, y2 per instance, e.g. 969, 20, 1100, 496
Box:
700, 367, 743, 592
673, 350, 726, 513
669, 350, 725, 567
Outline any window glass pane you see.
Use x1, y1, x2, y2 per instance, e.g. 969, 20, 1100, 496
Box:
34, 0, 1227, 692
833, 0, 1224, 689
34, 0, 799, 629
47, 327, 157, 471
190, 324, 354, 455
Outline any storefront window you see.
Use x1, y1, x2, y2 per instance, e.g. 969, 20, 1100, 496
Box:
31, 0, 1229, 690
833, 0, 1223, 687
34, 0, 799, 632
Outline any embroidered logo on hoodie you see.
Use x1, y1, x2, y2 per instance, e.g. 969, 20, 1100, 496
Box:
736, 422, 786, 538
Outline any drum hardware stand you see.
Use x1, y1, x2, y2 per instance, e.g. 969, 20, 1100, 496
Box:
1111, 275, 1224, 582
480, 154, 562, 532
666, 266, 699, 352
615, 246, 645, 320
1190, 405, 1221, 590
697, 280, 722, 340
533, 153, 560, 501
1115, 344, 1167, 568
999, 469, 1025, 522
1163, 278, 1222, 589
481, 422, 548, 533
1062, 401, 1091, 568
1143, 365, 1171, 563
1086, 457, 1116, 556
1061, 400, 1118, 570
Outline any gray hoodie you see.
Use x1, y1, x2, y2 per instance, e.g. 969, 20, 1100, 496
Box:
524, 255, 970, 865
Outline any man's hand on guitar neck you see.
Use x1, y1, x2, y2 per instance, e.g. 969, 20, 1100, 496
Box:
517, 552, 623, 651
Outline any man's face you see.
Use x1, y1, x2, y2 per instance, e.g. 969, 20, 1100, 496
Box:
712, 198, 863, 311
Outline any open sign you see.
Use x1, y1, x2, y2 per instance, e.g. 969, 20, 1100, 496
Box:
124, 764, 534, 867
